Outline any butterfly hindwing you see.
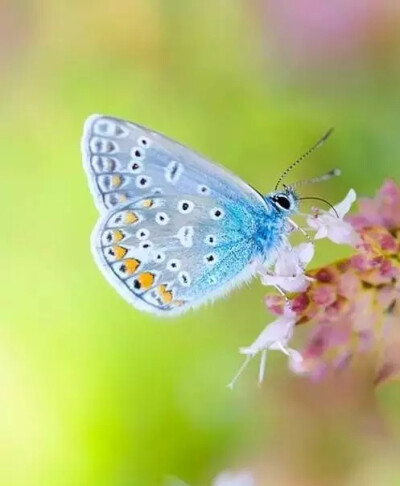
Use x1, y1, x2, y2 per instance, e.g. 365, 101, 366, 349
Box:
82, 114, 265, 212
91, 194, 258, 315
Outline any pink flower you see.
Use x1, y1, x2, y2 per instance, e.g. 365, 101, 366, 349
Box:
259, 181, 400, 385
347, 179, 400, 230
307, 189, 359, 246
238, 181, 400, 387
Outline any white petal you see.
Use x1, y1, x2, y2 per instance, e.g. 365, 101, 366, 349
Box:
287, 349, 306, 374
274, 247, 300, 276
296, 242, 315, 266
327, 220, 359, 246
240, 313, 296, 356
314, 225, 328, 240
330, 188, 356, 218
262, 275, 310, 293
306, 216, 320, 231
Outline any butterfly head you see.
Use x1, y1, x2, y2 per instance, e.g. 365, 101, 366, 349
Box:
266, 129, 339, 218
267, 187, 299, 215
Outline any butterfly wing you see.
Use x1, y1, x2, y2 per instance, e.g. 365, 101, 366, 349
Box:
91, 194, 259, 316
81, 114, 264, 213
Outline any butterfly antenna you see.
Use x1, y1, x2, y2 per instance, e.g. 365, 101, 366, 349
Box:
290, 168, 341, 189
298, 196, 339, 218
275, 128, 334, 191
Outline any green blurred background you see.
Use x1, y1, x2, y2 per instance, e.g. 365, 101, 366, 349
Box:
2, 1, 400, 485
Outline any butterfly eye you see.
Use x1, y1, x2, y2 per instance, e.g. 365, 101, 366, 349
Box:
274, 195, 291, 211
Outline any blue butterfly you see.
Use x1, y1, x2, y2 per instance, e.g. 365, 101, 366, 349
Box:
82, 115, 333, 316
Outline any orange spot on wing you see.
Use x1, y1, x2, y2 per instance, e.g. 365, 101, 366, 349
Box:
111, 175, 122, 188
112, 246, 128, 260
137, 272, 155, 289
157, 284, 167, 294
112, 230, 124, 242
142, 199, 154, 208
122, 259, 140, 275
124, 211, 139, 225
157, 284, 173, 304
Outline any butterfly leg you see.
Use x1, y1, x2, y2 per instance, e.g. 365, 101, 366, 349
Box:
287, 217, 312, 243
273, 284, 290, 306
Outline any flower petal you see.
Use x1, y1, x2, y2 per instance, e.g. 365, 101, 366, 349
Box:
331, 188, 357, 218
240, 312, 296, 356
327, 220, 359, 246
297, 242, 315, 266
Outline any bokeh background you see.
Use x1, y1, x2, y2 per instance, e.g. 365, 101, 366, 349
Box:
2, 1, 400, 485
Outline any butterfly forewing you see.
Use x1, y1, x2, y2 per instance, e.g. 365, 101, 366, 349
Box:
82, 114, 264, 212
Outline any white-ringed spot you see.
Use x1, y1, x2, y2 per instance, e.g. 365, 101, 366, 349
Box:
178, 271, 191, 287
204, 234, 217, 246
177, 199, 194, 214
176, 226, 194, 248
136, 228, 150, 240
155, 212, 170, 226
154, 251, 166, 263
167, 259, 181, 272
210, 207, 225, 220
130, 160, 143, 173
204, 253, 217, 265
165, 160, 184, 184
198, 185, 210, 195
135, 175, 152, 189
138, 136, 151, 148
131, 146, 145, 160
139, 240, 153, 250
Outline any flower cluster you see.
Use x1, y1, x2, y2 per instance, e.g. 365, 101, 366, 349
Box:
231, 181, 400, 387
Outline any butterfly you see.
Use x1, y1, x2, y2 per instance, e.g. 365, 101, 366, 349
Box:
82, 115, 333, 316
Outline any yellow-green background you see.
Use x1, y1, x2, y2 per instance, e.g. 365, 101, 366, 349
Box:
2, 1, 400, 485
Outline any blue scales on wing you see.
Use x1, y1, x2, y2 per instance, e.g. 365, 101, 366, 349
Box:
92, 194, 258, 316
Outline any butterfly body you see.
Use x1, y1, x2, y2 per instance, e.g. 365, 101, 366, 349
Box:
82, 115, 297, 316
